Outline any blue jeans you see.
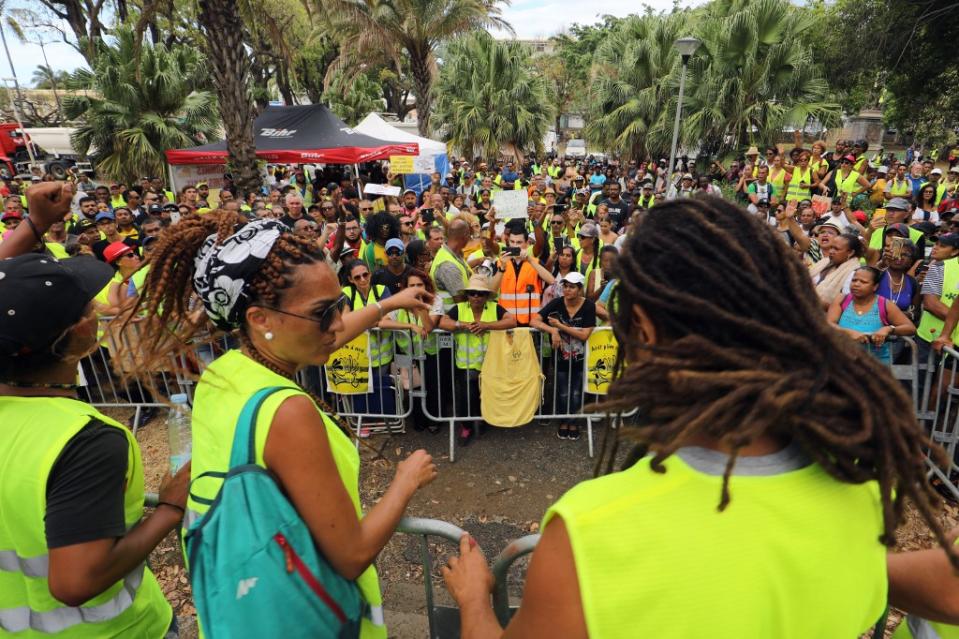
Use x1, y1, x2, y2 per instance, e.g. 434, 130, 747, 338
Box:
555, 360, 585, 419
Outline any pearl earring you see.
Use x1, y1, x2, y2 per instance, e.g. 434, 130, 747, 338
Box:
265, 331, 274, 341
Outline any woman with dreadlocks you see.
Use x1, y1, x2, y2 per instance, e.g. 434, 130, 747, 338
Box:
129, 211, 437, 638
442, 196, 955, 638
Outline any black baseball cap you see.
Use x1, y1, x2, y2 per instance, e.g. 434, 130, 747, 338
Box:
0, 254, 114, 356
938, 233, 959, 249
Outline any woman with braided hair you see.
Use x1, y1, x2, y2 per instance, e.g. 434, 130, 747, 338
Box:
128, 210, 437, 638
442, 196, 956, 638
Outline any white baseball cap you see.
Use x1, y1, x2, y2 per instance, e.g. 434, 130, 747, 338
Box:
560, 271, 586, 286
931, 168, 943, 175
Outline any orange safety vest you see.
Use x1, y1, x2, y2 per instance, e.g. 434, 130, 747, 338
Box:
499, 261, 542, 324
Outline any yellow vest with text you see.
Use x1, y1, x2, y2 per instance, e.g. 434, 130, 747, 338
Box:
543, 453, 885, 638
185, 350, 386, 639
918, 258, 959, 343
429, 245, 472, 312
453, 301, 499, 371
344, 284, 394, 368
0, 397, 170, 637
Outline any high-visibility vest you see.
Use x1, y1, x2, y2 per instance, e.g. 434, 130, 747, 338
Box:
110, 195, 127, 209
917, 258, 959, 343
810, 158, 825, 177
636, 193, 655, 208
785, 167, 812, 201
577, 250, 601, 282
892, 617, 959, 638
185, 350, 386, 639
768, 168, 788, 190
542, 453, 885, 638
394, 308, 437, 356
547, 166, 561, 179
854, 155, 867, 173
344, 284, 394, 368
453, 301, 499, 370
887, 178, 912, 197
429, 245, 472, 312
498, 260, 542, 324
0, 396, 170, 637
921, 181, 947, 206
834, 170, 862, 198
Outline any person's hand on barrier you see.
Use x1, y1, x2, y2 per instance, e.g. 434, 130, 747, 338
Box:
933, 336, 954, 353
547, 316, 563, 329
847, 330, 870, 345
551, 331, 561, 350
871, 327, 893, 347
442, 534, 493, 608
26, 181, 76, 231
385, 285, 434, 315
467, 321, 487, 335
156, 461, 191, 520
395, 449, 437, 492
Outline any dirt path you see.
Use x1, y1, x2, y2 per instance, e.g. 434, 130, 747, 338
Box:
120, 407, 958, 639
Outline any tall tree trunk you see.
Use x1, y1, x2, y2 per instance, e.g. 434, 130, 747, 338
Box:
409, 52, 432, 136
198, 0, 261, 196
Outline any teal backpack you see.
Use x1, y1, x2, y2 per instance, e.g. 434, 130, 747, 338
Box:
185, 386, 364, 638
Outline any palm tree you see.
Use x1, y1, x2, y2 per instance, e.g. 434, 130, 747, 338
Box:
197, 0, 261, 195
323, 70, 383, 126
321, 0, 511, 136
433, 32, 554, 161
30, 65, 69, 90
584, 14, 686, 160
683, 0, 840, 152
63, 28, 219, 185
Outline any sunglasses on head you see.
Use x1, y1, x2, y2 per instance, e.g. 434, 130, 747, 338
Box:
259, 293, 348, 332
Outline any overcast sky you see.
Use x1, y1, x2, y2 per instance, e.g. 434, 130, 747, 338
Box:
2, 0, 702, 88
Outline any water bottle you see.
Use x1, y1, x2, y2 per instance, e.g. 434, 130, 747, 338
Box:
167, 393, 192, 474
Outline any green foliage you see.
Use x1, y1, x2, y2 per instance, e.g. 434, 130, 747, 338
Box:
62, 28, 219, 184
583, 14, 685, 159
30, 65, 70, 90
684, 0, 840, 153
433, 32, 555, 160
323, 71, 382, 125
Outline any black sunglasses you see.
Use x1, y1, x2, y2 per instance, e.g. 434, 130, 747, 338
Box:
466, 290, 488, 297
259, 294, 348, 332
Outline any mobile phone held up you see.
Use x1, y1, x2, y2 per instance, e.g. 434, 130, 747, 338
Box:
420, 208, 435, 224
504, 246, 521, 257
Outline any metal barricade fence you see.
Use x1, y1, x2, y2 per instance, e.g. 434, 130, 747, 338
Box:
491, 533, 541, 627
80, 317, 193, 433
924, 345, 959, 501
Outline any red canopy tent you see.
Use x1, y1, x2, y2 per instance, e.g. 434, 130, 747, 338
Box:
165, 104, 418, 165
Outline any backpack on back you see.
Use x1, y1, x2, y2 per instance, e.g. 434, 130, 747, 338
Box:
185, 386, 363, 639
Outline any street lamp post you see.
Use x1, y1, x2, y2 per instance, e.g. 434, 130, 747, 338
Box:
667, 37, 700, 194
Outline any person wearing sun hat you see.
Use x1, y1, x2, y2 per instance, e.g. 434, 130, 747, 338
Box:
438, 274, 517, 445
0, 181, 188, 637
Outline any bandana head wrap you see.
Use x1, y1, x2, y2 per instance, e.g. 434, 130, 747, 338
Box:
192, 219, 285, 330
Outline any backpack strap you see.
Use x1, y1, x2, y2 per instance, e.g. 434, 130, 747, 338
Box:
840, 294, 853, 313
228, 386, 298, 468
878, 295, 889, 326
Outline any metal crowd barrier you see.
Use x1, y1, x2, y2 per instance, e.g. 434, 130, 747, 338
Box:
394, 517, 469, 638
923, 345, 959, 500
491, 533, 541, 626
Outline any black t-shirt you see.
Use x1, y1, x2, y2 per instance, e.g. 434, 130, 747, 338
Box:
448, 303, 508, 321
280, 214, 306, 229
537, 297, 596, 361
372, 265, 411, 295
45, 420, 129, 548
92, 237, 139, 262
599, 197, 630, 229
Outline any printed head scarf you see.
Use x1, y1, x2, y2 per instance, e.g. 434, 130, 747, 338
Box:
193, 219, 285, 330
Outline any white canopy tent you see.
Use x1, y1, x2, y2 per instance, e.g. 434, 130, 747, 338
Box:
354, 114, 450, 194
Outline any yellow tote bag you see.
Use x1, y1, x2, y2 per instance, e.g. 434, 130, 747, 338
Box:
480, 328, 544, 427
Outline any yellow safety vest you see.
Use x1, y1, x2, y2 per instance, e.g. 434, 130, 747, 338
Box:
344, 284, 394, 368
768, 167, 788, 190
429, 245, 472, 312
453, 301, 499, 370
834, 170, 862, 198
888, 179, 912, 197
785, 167, 812, 202
0, 397, 170, 637
394, 309, 437, 356
854, 155, 867, 173
185, 350, 386, 638
918, 258, 959, 343
543, 452, 885, 638
110, 195, 127, 209
547, 166, 561, 179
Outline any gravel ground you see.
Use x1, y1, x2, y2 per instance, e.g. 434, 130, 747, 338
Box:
113, 406, 959, 639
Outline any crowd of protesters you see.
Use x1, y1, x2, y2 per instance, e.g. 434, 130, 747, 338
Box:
4, 136, 959, 637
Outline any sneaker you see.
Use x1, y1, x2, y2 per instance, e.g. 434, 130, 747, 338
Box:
557, 424, 570, 440
357, 427, 372, 438
458, 426, 473, 447
568, 424, 581, 441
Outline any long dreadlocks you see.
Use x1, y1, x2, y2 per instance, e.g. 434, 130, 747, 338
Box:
600, 196, 957, 567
